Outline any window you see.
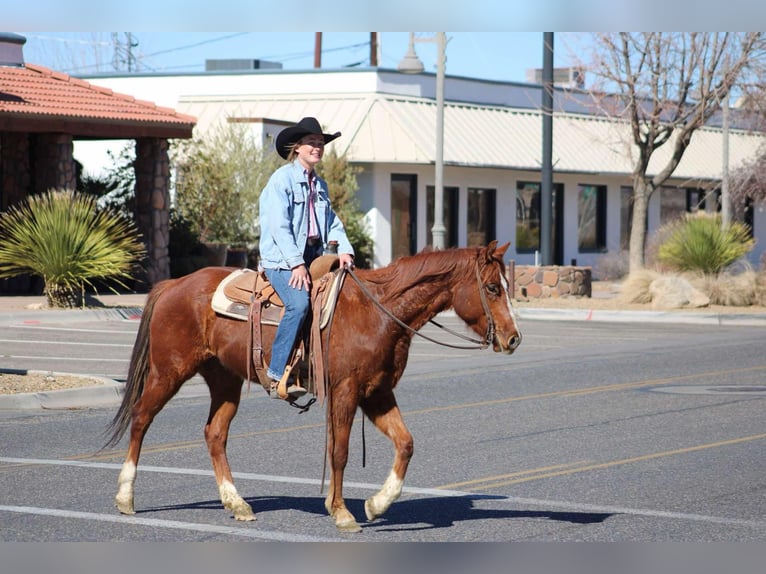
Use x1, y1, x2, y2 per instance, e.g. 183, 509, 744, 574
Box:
515, 182, 540, 252
426, 186, 459, 248
660, 186, 686, 226
686, 187, 721, 214
515, 181, 564, 260
620, 186, 633, 250
391, 174, 417, 259
577, 184, 606, 251
467, 188, 496, 246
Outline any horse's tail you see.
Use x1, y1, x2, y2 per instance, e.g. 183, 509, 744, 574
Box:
102, 281, 169, 449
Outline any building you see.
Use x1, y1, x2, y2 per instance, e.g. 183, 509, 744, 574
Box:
0, 33, 196, 293
74, 64, 766, 272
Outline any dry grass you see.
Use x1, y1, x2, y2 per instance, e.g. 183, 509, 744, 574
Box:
689, 271, 757, 306
618, 269, 659, 304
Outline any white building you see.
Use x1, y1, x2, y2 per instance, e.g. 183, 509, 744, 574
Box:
78, 67, 766, 272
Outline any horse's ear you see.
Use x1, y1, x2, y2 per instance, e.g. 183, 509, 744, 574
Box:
494, 241, 510, 258
483, 240, 509, 262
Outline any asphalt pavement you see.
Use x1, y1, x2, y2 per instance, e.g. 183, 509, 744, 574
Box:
2, 289, 765, 410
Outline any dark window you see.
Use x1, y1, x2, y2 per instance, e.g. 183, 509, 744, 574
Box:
391, 174, 417, 258
515, 182, 540, 253
620, 185, 633, 250
577, 184, 606, 251
467, 187, 496, 246
426, 185, 459, 248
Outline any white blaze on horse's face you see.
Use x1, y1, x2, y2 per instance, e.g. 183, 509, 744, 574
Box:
494, 264, 522, 354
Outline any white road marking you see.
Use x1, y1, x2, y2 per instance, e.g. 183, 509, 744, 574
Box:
2, 456, 765, 532
0, 504, 340, 542
0, 338, 132, 347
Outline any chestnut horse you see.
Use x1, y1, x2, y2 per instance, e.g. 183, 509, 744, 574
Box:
104, 241, 521, 532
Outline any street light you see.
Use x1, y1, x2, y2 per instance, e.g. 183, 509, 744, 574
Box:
397, 32, 447, 249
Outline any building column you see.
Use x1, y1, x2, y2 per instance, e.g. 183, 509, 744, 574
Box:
0, 132, 31, 210
134, 137, 171, 287
33, 133, 76, 193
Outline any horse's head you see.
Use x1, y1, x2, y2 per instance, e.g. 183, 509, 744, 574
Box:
453, 240, 522, 355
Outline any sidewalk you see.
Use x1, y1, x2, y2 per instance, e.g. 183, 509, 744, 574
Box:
0, 292, 146, 326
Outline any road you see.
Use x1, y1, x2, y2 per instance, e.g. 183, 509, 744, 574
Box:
1, 314, 765, 541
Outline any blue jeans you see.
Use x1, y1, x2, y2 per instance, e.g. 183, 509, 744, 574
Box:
264, 266, 311, 381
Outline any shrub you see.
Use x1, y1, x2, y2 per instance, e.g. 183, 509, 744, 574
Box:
317, 148, 374, 268
657, 213, 755, 275
171, 122, 281, 247
593, 250, 629, 281
688, 270, 757, 306
0, 189, 145, 308
618, 268, 659, 304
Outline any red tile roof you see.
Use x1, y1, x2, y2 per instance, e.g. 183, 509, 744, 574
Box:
0, 63, 195, 138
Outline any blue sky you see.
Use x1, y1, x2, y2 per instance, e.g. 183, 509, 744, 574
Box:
19, 32, 589, 85
8, 0, 764, 85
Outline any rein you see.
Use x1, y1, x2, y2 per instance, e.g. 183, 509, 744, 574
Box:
345, 261, 496, 350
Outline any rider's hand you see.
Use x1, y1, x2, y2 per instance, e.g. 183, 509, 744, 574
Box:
339, 253, 355, 270
289, 264, 311, 291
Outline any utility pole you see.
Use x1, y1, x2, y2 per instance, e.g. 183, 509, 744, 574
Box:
721, 91, 731, 227
370, 32, 378, 66
314, 32, 322, 68
540, 32, 554, 266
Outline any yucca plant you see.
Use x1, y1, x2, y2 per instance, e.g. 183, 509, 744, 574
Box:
0, 189, 145, 308
657, 213, 755, 275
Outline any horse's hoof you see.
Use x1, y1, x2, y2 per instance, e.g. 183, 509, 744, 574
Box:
364, 499, 379, 522
336, 518, 362, 533
227, 500, 256, 521
115, 498, 135, 515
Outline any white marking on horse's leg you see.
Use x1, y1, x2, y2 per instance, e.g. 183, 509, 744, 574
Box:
219, 479, 255, 521
114, 461, 136, 515
364, 469, 403, 521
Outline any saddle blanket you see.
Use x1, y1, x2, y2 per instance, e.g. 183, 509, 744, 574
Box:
211, 263, 344, 329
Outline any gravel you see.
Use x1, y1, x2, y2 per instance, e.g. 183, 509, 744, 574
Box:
0, 372, 105, 395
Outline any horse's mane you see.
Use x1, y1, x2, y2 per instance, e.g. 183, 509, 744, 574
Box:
360, 246, 477, 294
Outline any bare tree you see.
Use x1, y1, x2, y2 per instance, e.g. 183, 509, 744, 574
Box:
586, 32, 766, 272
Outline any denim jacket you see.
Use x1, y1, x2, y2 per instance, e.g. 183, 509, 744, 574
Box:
259, 160, 354, 270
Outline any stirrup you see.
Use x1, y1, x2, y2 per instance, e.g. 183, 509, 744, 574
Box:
269, 381, 308, 400
270, 366, 307, 400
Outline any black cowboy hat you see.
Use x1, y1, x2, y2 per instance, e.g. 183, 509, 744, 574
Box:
275, 117, 341, 159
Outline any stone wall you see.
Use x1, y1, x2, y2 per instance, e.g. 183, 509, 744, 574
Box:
513, 264, 592, 299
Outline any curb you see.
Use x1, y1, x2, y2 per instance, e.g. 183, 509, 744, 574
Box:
0, 371, 124, 411
516, 307, 766, 326
0, 306, 143, 326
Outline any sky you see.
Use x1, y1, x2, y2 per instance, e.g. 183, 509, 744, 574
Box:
8, 0, 764, 85
18, 32, 589, 86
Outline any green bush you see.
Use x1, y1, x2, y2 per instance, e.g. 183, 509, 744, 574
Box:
657, 213, 755, 275
171, 122, 281, 247
0, 189, 145, 308
317, 148, 374, 268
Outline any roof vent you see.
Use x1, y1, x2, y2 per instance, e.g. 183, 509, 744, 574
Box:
205, 59, 283, 72
0, 32, 25, 67
526, 67, 585, 89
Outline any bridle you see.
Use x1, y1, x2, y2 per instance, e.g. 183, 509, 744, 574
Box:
344, 259, 499, 350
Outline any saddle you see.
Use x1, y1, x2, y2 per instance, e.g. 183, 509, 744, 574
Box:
211, 255, 344, 403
